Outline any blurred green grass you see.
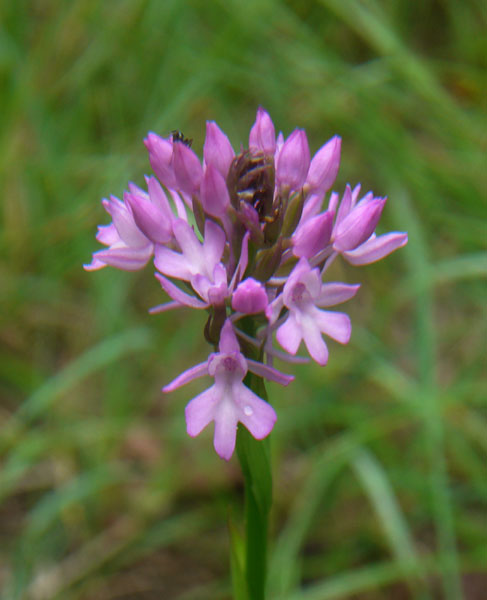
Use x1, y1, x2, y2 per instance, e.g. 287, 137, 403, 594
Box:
0, 0, 485, 598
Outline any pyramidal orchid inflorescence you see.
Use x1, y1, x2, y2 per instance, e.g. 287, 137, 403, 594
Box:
85, 108, 407, 460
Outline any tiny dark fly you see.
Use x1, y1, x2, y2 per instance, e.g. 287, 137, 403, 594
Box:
171, 130, 193, 148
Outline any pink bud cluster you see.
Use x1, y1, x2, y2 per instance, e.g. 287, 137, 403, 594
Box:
85, 108, 407, 460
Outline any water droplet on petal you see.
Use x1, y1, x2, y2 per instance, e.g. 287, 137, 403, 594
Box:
243, 405, 253, 416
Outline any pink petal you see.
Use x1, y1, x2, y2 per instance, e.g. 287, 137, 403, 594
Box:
83, 257, 108, 271
148, 301, 183, 314
155, 273, 208, 308
236, 386, 277, 439
247, 359, 294, 386
144, 132, 177, 189
185, 386, 219, 436
335, 184, 353, 226
90, 244, 153, 271
200, 165, 231, 219
164, 361, 209, 393
154, 245, 192, 280
276, 313, 302, 355
146, 176, 175, 220
277, 129, 310, 190
231, 278, 268, 314
219, 319, 241, 354
316, 283, 360, 307
342, 232, 408, 265
213, 398, 239, 460
103, 197, 149, 248
306, 135, 341, 193
203, 121, 235, 177
96, 223, 119, 245
301, 192, 325, 223
172, 141, 203, 194
333, 197, 386, 252
203, 220, 226, 268
301, 313, 329, 365
293, 211, 333, 258
249, 107, 276, 155
124, 192, 172, 244
312, 308, 351, 344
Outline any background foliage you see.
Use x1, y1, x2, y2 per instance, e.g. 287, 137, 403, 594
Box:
1, 0, 485, 598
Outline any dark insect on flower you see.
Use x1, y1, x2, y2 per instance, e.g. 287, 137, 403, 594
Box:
171, 130, 193, 148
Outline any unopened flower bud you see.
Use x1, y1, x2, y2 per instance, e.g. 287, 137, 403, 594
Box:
204, 121, 235, 177
276, 129, 310, 190
249, 107, 276, 154
232, 278, 268, 314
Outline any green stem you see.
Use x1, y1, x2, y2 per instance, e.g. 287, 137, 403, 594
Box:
230, 317, 273, 600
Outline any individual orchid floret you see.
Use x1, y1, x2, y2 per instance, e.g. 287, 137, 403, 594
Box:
203, 121, 235, 177
84, 195, 153, 272
172, 139, 203, 195
232, 277, 269, 314
305, 135, 341, 194
144, 132, 177, 190
163, 320, 293, 460
292, 210, 334, 259
124, 178, 173, 245
332, 185, 408, 265
267, 258, 359, 365
249, 107, 276, 155
276, 129, 310, 190
200, 164, 231, 222
154, 218, 225, 283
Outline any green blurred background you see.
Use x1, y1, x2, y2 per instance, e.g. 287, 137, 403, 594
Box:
1, 0, 485, 598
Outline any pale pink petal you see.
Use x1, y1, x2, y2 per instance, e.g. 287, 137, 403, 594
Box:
155, 273, 208, 308
301, 192, 325, 223
311, 308, 351, 344
144, 132, 177, 189
306, 135, 341, 193
265, 294, 284, 325
125, 192, 172, 244
168, 189, 188, 221
185, 386, 219, 436
83, 257, 108, 271
301, 313, 329, 365
219, 319, 240, 354
293, 211, 333, 258
146, 176, 175, 220
342, 232, 408, 265
89, 244, 152, 271
334, 197, 386, 252
96, 223, 119, 245
203, 121, 235, 177
247, 359, 294, 386
173, 142, 203, 194
172, 219, 202, 266
213, 398, 239, 460
335, 184, 353, 226
148, 301, 183, 314
235, 386, 277, 439
164, 361, 209, 393
327, 191, 340, 214
200, 164, 231, 219
232, 278, 268, 314
277, 129, 310, 190
249, 107, 276, 154
316, 283, 360, 307
103, 197, 149, 248
154, 245, 192, 280
203, 220, 226, 267
276, 313, 302, 356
